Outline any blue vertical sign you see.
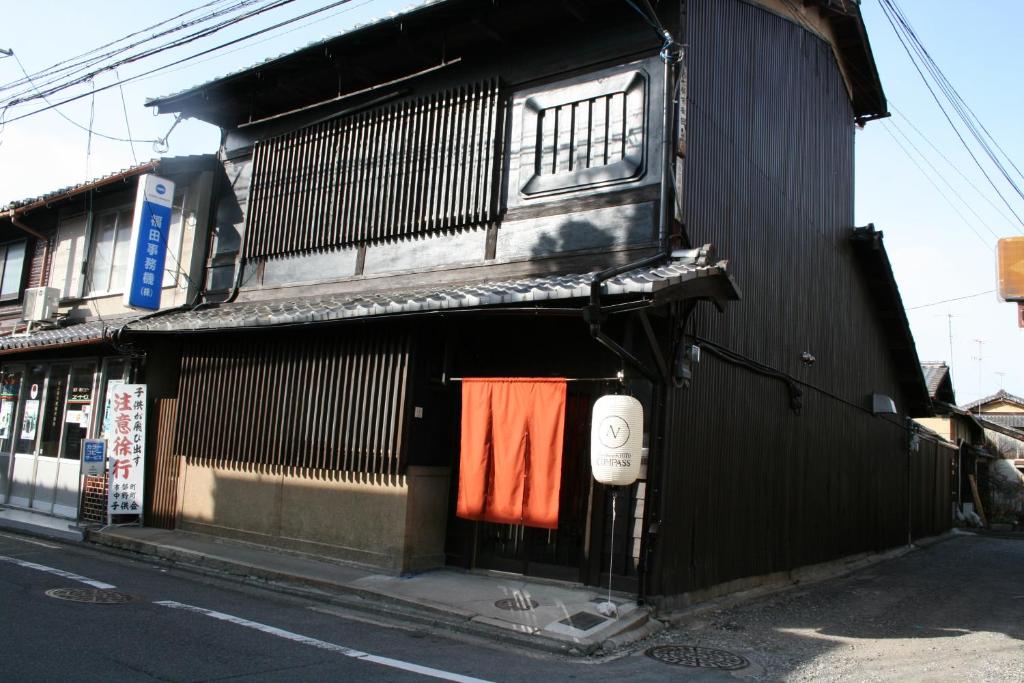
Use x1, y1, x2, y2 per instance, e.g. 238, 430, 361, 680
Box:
123, 174, 175, 310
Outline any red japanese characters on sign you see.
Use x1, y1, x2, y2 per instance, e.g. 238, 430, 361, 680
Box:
107, 383, 147, 516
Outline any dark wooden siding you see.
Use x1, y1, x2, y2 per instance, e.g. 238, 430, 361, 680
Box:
146, 398, 180, 529
651, 0, 949, 598
175, 327, 412, 475
28, 236, 52, 288
244, 79, 502, 258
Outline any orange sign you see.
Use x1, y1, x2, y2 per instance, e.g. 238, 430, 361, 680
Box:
998, 237, 1024, 301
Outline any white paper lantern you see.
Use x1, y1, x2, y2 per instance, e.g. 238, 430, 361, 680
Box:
591, 395, 644, 486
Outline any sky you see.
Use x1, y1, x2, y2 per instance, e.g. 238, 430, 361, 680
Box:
0, 0, 1020, 405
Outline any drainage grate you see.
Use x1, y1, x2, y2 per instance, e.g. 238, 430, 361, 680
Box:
494, 597, 539, 611
646, 645, 749, 670
45, 588, 136, 604
558, 611, 608, 631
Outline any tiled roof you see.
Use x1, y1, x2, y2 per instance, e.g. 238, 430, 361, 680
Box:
146, 0, 445, 106
0, 315, 144, 353
920, 362, 949, 399
1, 160, 157, 213
961, 389, 1024, 412
978, 414, 1024, 430
127, 259, 736, 334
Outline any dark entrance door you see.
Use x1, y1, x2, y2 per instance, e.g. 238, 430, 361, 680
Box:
470, 391, 592, 582
443, 379, 647, 590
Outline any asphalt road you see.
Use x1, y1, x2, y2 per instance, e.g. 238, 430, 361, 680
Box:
0, 530, 685, 682
1, 530, 1021, 681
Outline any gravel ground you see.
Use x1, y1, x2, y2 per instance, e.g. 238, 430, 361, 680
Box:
637, 532, 1024, 682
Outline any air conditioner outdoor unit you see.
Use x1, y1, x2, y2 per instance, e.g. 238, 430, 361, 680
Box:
22, 287, 60, 322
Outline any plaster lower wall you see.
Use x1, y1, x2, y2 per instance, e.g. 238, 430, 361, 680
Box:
176, 462, 450, 572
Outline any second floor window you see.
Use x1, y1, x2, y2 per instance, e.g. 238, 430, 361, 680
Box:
85, 207, 134, 295
0, 240, 26, 302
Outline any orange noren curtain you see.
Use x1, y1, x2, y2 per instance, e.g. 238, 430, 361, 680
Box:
457, 378, 567, 529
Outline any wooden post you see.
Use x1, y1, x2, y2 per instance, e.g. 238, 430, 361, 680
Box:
968, 474, 987, 527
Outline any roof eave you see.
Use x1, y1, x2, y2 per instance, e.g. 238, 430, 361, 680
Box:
812, 1, 888, 122
850, 225, 931, 417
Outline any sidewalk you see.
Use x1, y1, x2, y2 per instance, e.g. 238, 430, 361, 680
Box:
0, 507, 661, 656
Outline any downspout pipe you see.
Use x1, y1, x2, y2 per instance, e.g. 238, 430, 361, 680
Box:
6, 211, 47, 241
586, 29, 682, 605
586, 32, 681, 364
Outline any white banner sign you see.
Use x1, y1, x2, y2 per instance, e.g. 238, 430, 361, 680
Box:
107, 383, 146, 515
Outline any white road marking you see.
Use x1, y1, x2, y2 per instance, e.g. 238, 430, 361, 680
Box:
156, 601, 494, 683
0, 532, 61, 549
0, 554, 115, 589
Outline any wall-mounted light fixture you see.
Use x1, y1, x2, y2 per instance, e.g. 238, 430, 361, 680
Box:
871, 393, 897, 415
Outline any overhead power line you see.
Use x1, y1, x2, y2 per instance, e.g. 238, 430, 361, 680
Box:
0, 0, 299, 109
878, 0, 1024, 234
907, 290, 995, 311
0, 0, 359, 126
0, 0, 250, 95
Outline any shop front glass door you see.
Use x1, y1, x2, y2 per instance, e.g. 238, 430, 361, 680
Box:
53, 363, 97, 517
30, 363, 71, 513
0, 366, 23, 504
9, 364, 46, 508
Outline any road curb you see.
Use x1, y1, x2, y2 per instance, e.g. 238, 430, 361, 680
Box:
85, 528, 655, 657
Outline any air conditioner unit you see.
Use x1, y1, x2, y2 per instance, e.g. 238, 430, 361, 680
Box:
22, 287, 60, 322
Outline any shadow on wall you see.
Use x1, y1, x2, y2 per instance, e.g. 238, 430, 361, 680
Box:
524, 203, 652, 274
175, 460, 449, 572
183, 455, 404, 489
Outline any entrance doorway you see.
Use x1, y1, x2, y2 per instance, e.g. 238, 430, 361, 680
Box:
0, 358, 124, 519
444, 386, 647, 589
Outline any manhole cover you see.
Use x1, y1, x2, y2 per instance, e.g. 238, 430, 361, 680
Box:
494, 597, 539, 611
646, 645, 749, 670
558, 611, 608, 631
45, 588, 136, 604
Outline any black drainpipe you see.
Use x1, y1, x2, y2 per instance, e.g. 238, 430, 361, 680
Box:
585, 28, 682, 605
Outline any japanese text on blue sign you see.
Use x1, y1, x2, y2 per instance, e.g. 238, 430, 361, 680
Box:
123, 174, 174, 311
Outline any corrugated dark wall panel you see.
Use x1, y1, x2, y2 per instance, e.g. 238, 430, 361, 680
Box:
653, 0, 950, 597
147, 398, 180, 529
175, 328, 411, 475
245, 79, 502, 258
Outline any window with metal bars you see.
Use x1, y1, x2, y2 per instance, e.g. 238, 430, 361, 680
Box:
244, 79, 503, 259
175, 329, 411, 475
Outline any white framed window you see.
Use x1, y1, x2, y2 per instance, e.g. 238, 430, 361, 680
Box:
0, 240, 27, 302
85, 206, 135, 295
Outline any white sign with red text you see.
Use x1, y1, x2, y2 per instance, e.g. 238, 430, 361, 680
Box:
107, 383, 146, 515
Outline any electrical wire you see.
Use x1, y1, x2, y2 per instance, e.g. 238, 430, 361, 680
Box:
129, 0, 377, 86
906, 290, 995, 311
1, 0, 299, 109
880, 122, 994, 252
116, 69, 139, 164
1, 0, 358, 126
890, 105, 1020, 230
878, 0, 1024, 233
885, 118, 1001, 241
10, 52, 159, 144
0, 0, 243, 93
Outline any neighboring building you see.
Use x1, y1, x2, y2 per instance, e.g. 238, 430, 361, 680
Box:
115, 0, 950, 606
966, 390, 1024, 475
916, 361, 993, 519
0, 156, 216, 520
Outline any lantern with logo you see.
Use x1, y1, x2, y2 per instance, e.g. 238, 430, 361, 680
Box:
590, 394, 644, 616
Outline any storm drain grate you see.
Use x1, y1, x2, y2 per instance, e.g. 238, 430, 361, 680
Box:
494, 597, 539, 611
558, 611, 608, 631
646, 644, 749, 670
45, 588, 136, 604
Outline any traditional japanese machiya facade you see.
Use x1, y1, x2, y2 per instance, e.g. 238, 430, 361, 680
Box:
0, 157, 216, 521
132, 0, 950, 602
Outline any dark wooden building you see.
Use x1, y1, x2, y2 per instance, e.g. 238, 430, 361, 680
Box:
129, 0, 951, 606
